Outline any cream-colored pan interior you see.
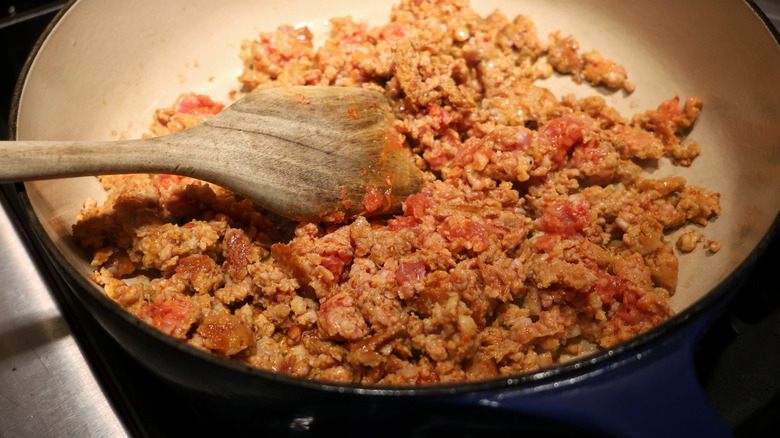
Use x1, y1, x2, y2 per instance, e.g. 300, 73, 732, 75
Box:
14, 0, 780, 323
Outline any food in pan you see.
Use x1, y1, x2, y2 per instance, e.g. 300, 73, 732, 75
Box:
73, 0, 720, 385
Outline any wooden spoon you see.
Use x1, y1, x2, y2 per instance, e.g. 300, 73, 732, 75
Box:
1, 86, 422, 222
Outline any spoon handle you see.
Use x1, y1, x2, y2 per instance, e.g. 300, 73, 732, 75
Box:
0, 137, 174, 182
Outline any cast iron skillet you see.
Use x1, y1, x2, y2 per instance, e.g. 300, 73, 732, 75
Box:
9, 0, 780, 436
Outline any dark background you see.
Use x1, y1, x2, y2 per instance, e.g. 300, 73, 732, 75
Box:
1, 1, 779, 436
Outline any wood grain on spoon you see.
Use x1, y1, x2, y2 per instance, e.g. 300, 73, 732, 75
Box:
0, 86, 423, 221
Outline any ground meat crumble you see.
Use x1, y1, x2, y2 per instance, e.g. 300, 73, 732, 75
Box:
73, 0, 720, 385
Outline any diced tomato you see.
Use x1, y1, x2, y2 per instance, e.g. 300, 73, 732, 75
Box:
318, 292, 367, 340
534, 195, 592, 236
153, 174, 194, 199
590, 273, 644, 324
150, 296, 193, 338
362, 188, 386, 213
591, 274, 627, 303
318, 248, 353, 281
541, 116, 587, 164
312, 229, 355, 282
396, 261, 426, 288
153, 174, 186, 194
441, 220, 488, 243
387, 215, 421, 231
152, 174, 201, 216
403, 191, 434, 219
175, 93, 224, 118
395, 260, 426, 300
614, 289, 643, 324
571, 139, 609, 169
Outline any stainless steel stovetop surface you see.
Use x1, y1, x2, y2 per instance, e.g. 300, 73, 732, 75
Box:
0, 1, 778, 437
0, 197, 129, 437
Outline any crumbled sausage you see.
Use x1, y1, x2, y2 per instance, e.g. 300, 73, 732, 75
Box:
74, 0, 719, 384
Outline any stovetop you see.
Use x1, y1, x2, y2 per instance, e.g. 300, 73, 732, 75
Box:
1, 1, 779, 437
